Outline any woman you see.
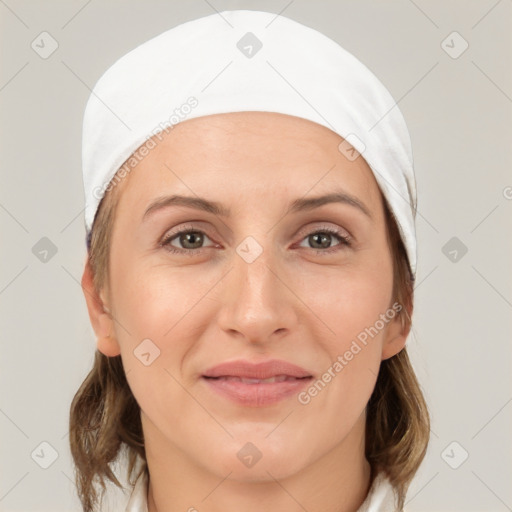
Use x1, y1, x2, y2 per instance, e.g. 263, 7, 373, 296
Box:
70, 10, 430, 512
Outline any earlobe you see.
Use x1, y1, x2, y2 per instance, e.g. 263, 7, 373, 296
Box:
381, 330, 408, 360
96, 311, 121, 357
381, 304, 412, 361
81, 258, 121, 357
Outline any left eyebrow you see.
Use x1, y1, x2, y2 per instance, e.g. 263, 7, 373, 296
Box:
142, 190, 372, 222
288, 191, 372, 219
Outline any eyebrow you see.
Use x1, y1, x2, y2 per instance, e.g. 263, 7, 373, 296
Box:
289, 192, 372, 218
142, 190, 372, 221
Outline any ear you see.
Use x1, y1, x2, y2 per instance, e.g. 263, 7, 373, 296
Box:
81, 258, 121, 357
381, 301, 412, 361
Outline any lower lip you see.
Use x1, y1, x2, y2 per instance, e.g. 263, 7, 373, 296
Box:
202, 376, 312, 407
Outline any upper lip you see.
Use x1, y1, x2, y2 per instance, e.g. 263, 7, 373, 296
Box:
202, 359, 313, 379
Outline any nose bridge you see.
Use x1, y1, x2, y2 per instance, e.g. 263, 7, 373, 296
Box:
238, 244, 278, 302
218, 235, 296, 341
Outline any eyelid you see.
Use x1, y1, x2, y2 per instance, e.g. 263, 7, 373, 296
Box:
294, 224, 353, 253
291, 221, 353, 249
160, 222, 212, 242
295, 222, 351, 241
160, 222, 353, 254
158, 223, 217, 253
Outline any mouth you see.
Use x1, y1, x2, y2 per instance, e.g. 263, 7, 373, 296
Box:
201, 359, 313, 407
203, 375, 312, 384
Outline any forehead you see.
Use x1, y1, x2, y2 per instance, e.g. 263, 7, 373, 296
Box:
156, 111, 358, 166
113, 111, 382, 215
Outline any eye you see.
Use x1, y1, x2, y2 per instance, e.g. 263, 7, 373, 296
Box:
160, 228, 216, 254
298, 227, 352, 253
159, 225, 352, 256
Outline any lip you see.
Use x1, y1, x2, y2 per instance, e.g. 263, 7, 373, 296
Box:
201, 359, 313, 407
202, 359, 313, 379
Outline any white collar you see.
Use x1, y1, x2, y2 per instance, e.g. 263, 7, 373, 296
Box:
124, 469, 398, 512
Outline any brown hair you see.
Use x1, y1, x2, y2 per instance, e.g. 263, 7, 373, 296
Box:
365, 199, 430, 510
69, 169, 430, 512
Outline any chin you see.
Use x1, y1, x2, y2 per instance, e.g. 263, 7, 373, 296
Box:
202, 439, 309, 482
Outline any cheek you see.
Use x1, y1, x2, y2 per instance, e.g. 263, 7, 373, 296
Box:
110, 257, 199, 336
294, 255, 393, 414
109, 260, 221, 381
110, 264, 206, 422
299, 254, 394, 343
295, 288, 389, 450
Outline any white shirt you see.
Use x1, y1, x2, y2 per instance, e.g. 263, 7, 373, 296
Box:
124, 469, 400, 512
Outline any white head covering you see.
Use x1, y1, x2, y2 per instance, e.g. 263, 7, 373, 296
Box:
82, 9, 417, 278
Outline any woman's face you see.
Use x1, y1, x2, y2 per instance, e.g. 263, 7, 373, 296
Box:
90, 111, 407, 481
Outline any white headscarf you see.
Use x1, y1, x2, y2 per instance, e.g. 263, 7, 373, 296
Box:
82, 9, 417, 278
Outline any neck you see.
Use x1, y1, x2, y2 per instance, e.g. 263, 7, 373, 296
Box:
143, 412, 372, 512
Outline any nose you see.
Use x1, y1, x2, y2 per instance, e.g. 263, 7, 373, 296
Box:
216, 245, 299, 346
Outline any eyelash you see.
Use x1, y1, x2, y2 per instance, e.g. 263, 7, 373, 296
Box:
160, 225, 352, 256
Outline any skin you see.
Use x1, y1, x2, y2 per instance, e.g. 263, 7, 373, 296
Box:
82, 112, 410, 512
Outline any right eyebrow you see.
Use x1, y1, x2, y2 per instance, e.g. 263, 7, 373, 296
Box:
142, 189, 372, 223
143, 195, 231, 221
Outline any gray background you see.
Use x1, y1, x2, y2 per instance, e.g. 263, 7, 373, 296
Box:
1, 0, 511, 511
